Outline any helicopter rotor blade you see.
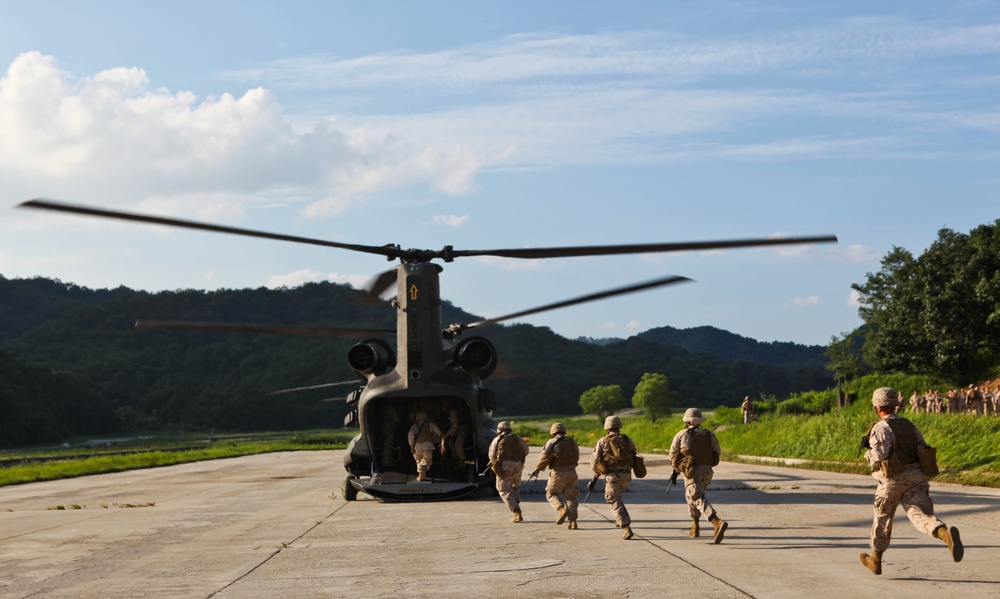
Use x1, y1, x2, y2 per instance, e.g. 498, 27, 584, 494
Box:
135, 320, 395, 338
362, 268, 399, 303
448, 235, 838, 260
455, 274, 692, 332
269, 380, 361, 395
18, 199, 400, 259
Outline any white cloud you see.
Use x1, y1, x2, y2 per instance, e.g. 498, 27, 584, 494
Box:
600, 321, 618, 330
848, 289, 863, 307
0, 52, 484, 215
432, 214, 470, 227
785, 295, 821, 308
625, 319, 642, 331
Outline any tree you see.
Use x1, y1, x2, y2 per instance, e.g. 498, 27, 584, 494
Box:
579, 384, 627, 419
825, 328, 870, 407
853, 220, 1000, 382
631, 372, 677, 422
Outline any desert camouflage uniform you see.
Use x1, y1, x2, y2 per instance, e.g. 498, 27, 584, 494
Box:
407, 416, 442, 480
536, 434, 580, 524
489, 431, 529, 516
591, 432, 636, 528
669, 425, 722, 521
864, 414, 945, 552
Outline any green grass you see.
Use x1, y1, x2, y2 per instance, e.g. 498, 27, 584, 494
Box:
6, 408, 998, 489
512, 407, 1000, 488
0, 430, 354, 487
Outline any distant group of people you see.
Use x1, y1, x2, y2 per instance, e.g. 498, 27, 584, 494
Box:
484, 409, 728, 545
471, 388, 966, 577
904, 384, 999, 416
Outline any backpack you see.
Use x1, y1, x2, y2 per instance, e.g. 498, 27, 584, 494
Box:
496, 433, 525, 463
552, 435, 580, 467
603, 433, 634, 469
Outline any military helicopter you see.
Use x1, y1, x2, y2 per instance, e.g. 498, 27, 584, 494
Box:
17, 199, 836, 501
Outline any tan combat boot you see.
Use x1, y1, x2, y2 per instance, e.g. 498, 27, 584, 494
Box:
689, 518, 700, 538
568, 520, 578, 530
556, 507, 568, 525
622, 524, 634, 540
511, 509, 523, 523
709, 516, 728, 544
860, 550, 883, 575
936, 526, 964, 562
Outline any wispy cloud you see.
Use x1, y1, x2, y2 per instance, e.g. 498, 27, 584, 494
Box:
432, 214, 470, 227
785, 295, 821, 308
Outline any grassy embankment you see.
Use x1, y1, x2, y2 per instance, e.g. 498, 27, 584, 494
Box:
0, 431, 353, 487
5, 405, 998, 489
512, 403, 1000, 488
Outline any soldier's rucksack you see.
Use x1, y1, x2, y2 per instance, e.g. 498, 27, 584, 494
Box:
496, 433, 525, 463
603, 433, 634, 469
552, 435, 580, 467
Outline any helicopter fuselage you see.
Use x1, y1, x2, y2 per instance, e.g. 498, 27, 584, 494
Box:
344, 262, 498, 501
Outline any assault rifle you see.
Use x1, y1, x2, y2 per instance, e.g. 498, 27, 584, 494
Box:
526, 469, 541, 486
665, 469, 680, 495
583, 475, 600, 503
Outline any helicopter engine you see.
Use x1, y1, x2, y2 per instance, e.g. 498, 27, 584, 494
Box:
450, 336, 497, 378
348, 338, 396, 377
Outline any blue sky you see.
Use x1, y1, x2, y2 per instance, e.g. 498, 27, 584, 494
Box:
1, 1, 997, 346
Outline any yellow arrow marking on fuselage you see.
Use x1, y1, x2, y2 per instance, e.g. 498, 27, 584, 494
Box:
409, 284, 419, 300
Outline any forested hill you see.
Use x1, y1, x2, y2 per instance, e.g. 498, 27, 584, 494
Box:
635, 325, 827, 369
0, 276, 832, 447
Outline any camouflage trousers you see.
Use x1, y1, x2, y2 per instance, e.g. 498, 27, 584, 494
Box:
496, 462, 524, 513
870, 466, 945, 552
684, 465, 718, 521
604, 472, 632, 527
546, 468, 580, 521
412, 443, 435, 476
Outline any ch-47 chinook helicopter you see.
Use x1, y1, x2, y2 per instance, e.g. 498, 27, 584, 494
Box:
18, 199, 836, 501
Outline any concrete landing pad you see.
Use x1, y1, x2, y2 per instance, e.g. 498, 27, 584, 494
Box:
1, 450, 997, 598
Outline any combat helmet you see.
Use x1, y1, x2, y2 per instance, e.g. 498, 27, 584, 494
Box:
871, 387, 898, 408
604, 415, 622, 430
683, 408, 706, 425
497, 421, 512, 433
550, 422, 567, 435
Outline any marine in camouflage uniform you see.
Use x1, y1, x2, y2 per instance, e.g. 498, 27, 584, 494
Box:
407, 412, 442, 482
860, 387, 964, 575
488, 421, 529, 522
669, 408, 728, 544
591, 415, 638, 540
531, 422, 581, 530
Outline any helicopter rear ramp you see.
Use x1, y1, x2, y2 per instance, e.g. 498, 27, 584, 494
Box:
0, 450, 996, 598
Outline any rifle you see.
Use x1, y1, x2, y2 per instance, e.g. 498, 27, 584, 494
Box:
857, 433, 871, 458
665, 469, 680, 495
583, 475, 599, 503
527, 469, 541, 486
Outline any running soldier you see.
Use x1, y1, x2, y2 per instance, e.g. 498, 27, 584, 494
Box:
488, 421, 529, 523
860, 388, 964, 575
590, 415, 639, 540
669, 408, 728, 544
530, 422, 581, 530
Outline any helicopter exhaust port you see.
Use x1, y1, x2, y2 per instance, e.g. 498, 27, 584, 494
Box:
348, 338, 397, 376
452, 336, 498, 378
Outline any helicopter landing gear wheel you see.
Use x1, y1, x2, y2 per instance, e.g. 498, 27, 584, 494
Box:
344, 477, 359, 501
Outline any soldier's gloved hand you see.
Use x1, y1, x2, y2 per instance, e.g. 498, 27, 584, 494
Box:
530, 469, 540, 478
586, 479, 596, 492
860, 434, 871, 449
